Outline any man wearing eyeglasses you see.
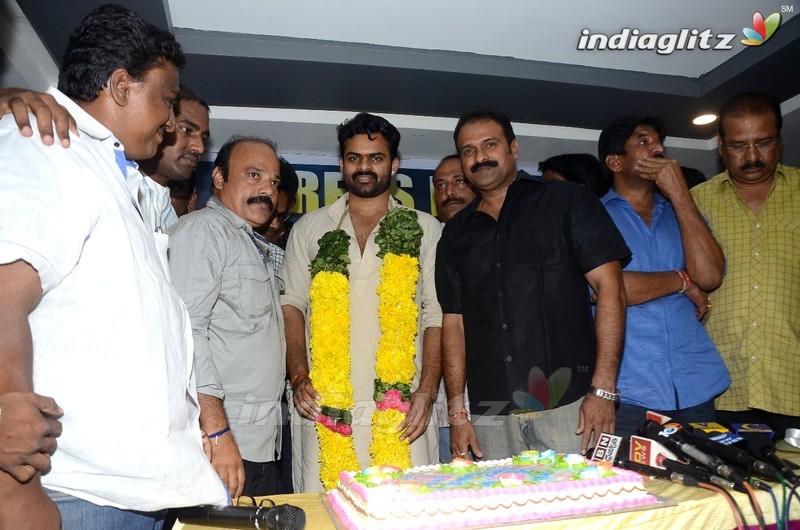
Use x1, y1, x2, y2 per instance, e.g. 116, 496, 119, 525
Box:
691, 92, 800, 436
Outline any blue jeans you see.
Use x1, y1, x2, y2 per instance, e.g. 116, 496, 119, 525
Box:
46, 489, 166, 530
615, 399, 717, 439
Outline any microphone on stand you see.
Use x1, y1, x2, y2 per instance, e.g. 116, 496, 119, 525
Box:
176, 504, 306, 530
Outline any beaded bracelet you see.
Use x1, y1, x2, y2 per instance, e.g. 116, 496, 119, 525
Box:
290, 372, 309, 390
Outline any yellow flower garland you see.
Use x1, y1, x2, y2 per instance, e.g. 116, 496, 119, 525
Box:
370, 253, 419, 469
309, 271, 359, 490
309, 208, 422, 490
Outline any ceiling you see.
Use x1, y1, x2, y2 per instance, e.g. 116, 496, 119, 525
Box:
2, 0, 800, 175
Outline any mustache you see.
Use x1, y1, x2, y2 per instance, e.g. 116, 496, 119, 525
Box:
246, 195, 274, 209
471, 160, 498, 173
442, 197, 466, 207
740, 160, 766, 171
352, 171, 378, 180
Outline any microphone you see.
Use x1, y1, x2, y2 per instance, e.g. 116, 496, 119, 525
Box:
743, 434, 800, 486
677, 422, 781, 481
176, 504, 306, 529
588, 432, 699, 487
640, 419, 747, 486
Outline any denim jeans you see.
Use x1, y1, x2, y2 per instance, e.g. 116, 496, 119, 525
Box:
615, 399, 717, 439
46, 489, 166, 530
471, 398, 583, 459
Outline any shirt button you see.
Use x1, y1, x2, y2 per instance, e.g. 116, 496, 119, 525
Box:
754, 252, 760, 257
751, 321, 758, 327
753, 284, 760, 290
506, 356, 512, 362
502, 324, 508, 330
496, 262, 502, 269
498, 291, 503, 297
755, 223, 762, 229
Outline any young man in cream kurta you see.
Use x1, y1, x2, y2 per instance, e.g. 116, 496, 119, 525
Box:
281, 113, 442, 493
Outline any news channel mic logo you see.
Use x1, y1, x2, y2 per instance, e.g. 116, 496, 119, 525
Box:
576, 10, 785, 54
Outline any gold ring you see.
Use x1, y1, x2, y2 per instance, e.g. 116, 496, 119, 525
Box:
460, 452, 467, 457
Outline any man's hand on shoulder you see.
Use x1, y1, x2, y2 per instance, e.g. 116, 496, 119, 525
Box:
0, 88, 77, 147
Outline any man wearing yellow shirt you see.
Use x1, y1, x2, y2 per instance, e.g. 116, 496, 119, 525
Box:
691, 92, 800, 436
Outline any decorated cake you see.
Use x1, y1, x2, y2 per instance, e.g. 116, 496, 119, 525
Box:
326, 449, 657, 529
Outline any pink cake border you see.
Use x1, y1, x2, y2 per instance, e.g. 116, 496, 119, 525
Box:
327, 459, 659, 529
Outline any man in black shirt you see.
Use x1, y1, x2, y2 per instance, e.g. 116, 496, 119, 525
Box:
436, 109, 630, 458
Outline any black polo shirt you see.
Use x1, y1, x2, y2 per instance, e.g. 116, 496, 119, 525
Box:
436, 173, 630, 416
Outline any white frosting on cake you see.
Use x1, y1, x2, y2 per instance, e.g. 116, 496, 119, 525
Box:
327, 453, 657, 529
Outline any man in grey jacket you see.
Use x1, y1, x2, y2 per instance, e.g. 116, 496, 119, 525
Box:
169, 135, 286, 497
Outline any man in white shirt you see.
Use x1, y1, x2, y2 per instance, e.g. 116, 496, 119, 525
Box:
0, 86, 209, 234
0, 5, 227, 529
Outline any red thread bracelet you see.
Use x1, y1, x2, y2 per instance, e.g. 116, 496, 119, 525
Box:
290, 372, 309, 390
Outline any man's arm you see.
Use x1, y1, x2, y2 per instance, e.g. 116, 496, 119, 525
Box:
398, 326, 440, 443
168, 222, 244, 498
442, 313, 483, 459
282, 304, 320, 419
198, 395, 244, 498
398, 216, 443, 442
578, 260, 626, 455
0, 88, 76, 147
0, 260, 62, 529
635, 157, 724, 291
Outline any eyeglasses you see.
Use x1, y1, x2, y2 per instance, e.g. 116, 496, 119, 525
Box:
724, 139, 779, 156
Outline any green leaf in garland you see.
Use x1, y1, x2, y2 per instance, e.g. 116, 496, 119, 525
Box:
319, 405, 353, 425
310, 229, 351, 278
375, 208, 423, 259
373, 379, 412, 401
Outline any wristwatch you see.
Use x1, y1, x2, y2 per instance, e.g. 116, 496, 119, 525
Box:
587, 385, 620, 404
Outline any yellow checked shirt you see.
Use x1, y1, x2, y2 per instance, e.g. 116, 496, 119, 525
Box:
691, 164, 800, 416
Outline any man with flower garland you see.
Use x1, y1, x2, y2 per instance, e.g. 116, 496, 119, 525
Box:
437, 108, 631, 460
282, 112, 442, 493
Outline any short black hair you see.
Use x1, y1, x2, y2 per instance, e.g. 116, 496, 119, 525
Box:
437, 154, 461, 166
177, 85, 210, 113
718, 92, 782, 140
337, 112, 401, 160
58, 4, 186, 102
214, 135, 278, 183
538, 153, 609, 197
278, 157, 299, 198
598, 115, 665, 181
453, 108, 516, 148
